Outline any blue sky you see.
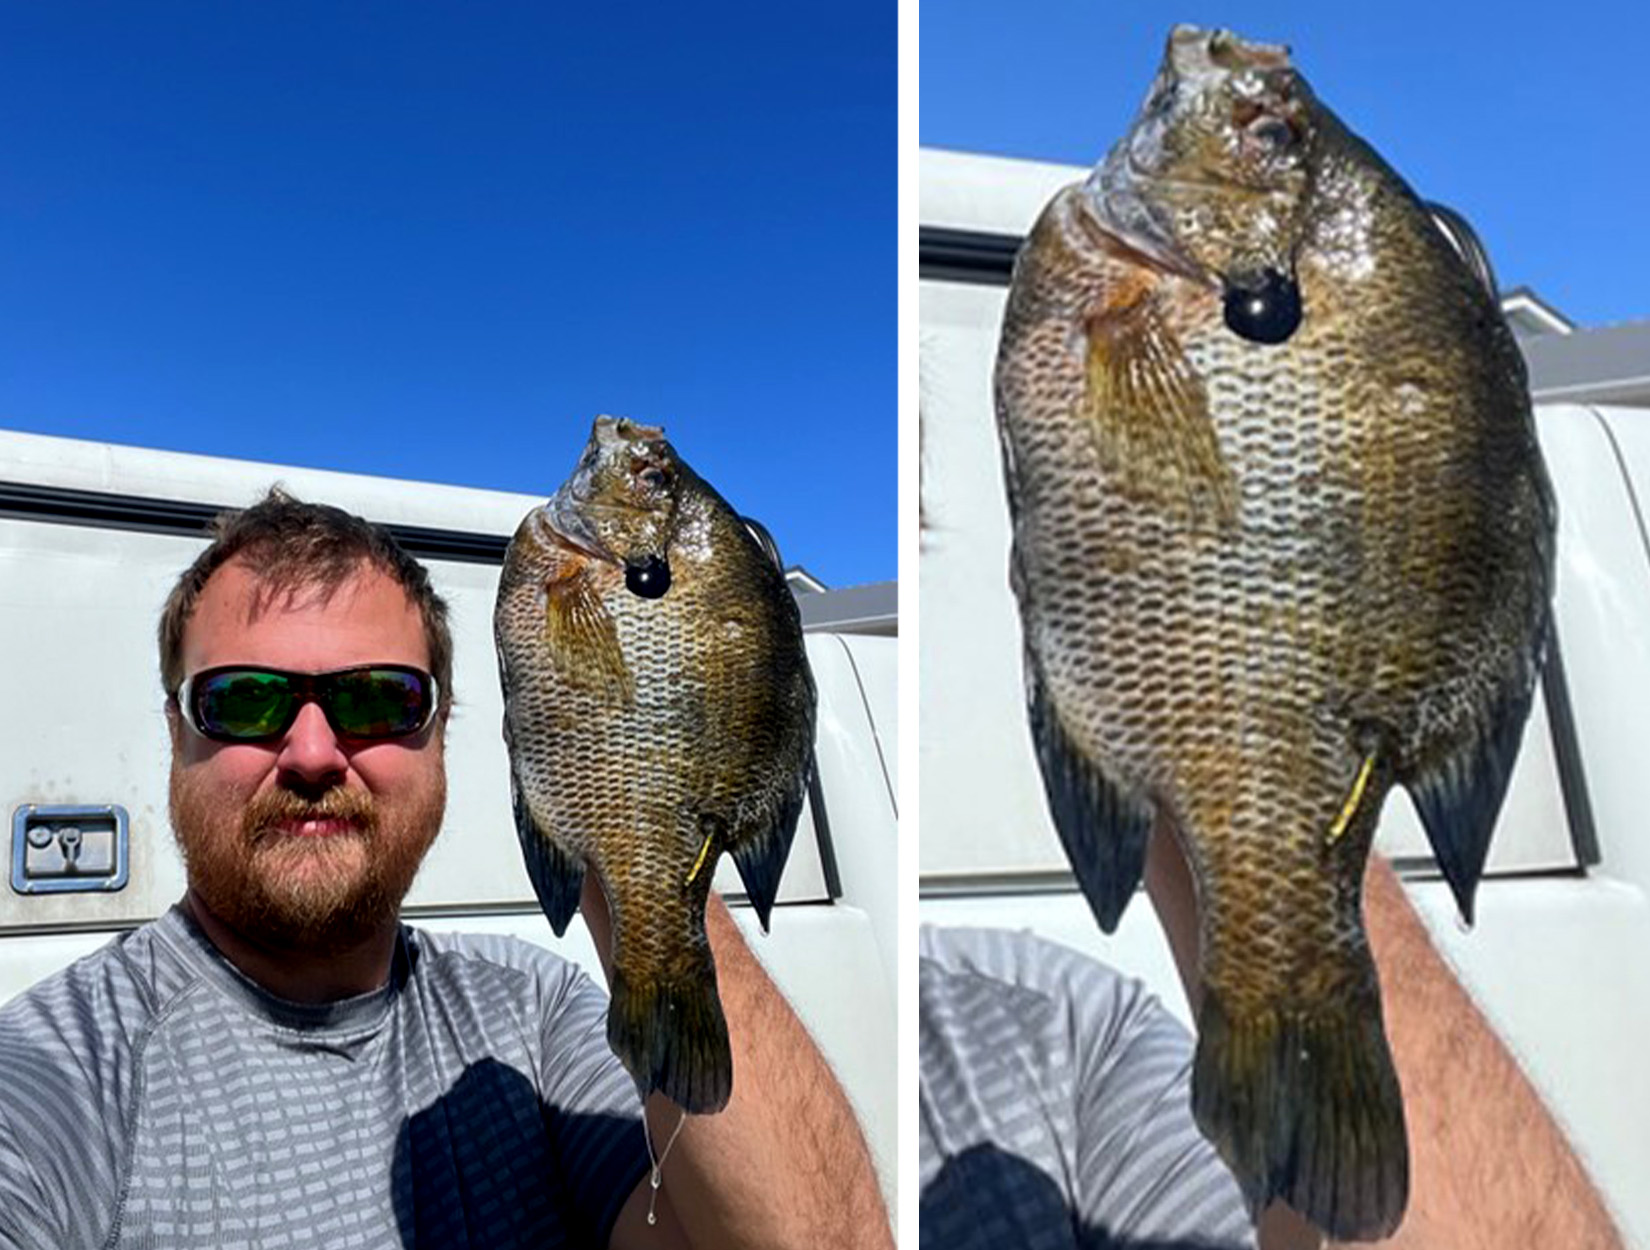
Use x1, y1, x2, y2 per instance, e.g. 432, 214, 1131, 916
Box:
0, 3, 893, 587
922, 1, 1650, 331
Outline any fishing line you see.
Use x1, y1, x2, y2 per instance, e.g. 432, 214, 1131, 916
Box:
642, 1104, 689, 1227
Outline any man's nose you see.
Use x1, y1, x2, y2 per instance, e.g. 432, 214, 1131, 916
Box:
275, 700, 349, 786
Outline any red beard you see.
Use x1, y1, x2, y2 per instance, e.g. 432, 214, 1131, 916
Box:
170, 767, 445, 958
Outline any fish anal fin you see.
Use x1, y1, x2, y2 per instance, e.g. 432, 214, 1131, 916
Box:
1026, 654, 1150, 933
509, 769, 584, 936
542, 561, 632, 701
1405, 661, 1543, 926
1083, 280, 1236, 527
1193, 987, 1409, 1241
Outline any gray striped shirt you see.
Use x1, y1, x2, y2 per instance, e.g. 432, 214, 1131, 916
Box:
0, 906, 648, 1249
919, 927, 1256, 1250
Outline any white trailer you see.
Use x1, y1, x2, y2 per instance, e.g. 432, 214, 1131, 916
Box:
920, 147, 1650, 1248
0, 428, 898, 1211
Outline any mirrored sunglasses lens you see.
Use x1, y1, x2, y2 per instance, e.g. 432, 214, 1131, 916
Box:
195, 671, 295, 739
327, 669, 431, 737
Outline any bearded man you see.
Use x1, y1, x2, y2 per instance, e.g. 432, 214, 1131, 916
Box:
0, 490, 889, 1250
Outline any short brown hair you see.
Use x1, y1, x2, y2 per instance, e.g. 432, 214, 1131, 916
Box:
158, 487, 453, 707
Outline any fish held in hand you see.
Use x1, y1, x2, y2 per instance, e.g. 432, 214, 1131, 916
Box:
994, 26, 1554, 1239
494, 416, 816, 1114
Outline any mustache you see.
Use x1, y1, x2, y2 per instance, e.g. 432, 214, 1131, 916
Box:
242, 786, 377, 841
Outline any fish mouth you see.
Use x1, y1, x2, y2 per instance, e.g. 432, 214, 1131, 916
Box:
592, 414, 666, 449
1170, 25, 1291, 75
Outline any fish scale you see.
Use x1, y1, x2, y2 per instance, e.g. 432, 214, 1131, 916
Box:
995, 26, 1553, 1239
495, 417, 816, 1115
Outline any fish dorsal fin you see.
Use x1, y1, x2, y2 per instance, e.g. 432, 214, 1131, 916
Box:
1083, 278, 1237, 527
542, 560, 634, 702
729, 767, 809, 934
1406, 641, 1546, 926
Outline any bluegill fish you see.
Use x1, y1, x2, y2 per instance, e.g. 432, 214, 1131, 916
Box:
994, 27, 1554, 1239
494, 416, 816, 1113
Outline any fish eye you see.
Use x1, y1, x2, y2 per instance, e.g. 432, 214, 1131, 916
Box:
632, 458, 673, 491
1248, 115, 1297, 151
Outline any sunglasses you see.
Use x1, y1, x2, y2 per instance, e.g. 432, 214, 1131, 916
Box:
177, 664, 440, 743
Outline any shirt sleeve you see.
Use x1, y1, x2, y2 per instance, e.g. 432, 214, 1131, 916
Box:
0, 1110, 64, 1249
534, 964, 651, 1248
919, 926, 1256, 1250
0, 967, 130, 1250
1061, 951, 1258, 1249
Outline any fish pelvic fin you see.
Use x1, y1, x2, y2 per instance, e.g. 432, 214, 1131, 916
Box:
609, 959, 732, 1115
728, 764, 809, 934
1193, 988, 1410, 1242
510, 768, 584, 936
542, 561, 633, 702
1083, 278, 1237, 528
1406, 630, 1548, 926
1025, 652, 1151, 932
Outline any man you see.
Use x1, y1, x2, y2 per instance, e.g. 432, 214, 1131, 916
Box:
919, 828, 1626, 1250
0, 490, 890, 1249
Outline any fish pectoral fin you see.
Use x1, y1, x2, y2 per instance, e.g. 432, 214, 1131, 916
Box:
542, 561, 633, 701
1405, 641, 1547, 926
1083, 281, 1237, 527
1025, 653, 1151, 933
727, 762, 810, 935
510, 768, 585, 936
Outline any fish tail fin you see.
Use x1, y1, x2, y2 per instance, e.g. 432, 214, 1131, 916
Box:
1192, 987, 1409, 1241
608, 959, 732, 1115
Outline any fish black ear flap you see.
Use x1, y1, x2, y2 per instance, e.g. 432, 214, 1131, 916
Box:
1025, 651, 1151, 932
729, 770, 808, 933
510, 768, 584, 936
1405, 655, 1544, 926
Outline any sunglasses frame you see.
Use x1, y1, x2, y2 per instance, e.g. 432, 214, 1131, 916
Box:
175, 663, 441, 744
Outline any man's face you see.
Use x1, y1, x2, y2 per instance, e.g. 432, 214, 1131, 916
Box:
168, 558, 447, 955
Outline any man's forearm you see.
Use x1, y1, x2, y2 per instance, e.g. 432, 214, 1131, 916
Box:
1354, 861, 1623, 1250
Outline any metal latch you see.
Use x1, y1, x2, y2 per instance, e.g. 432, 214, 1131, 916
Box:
10, 805, 130, 894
